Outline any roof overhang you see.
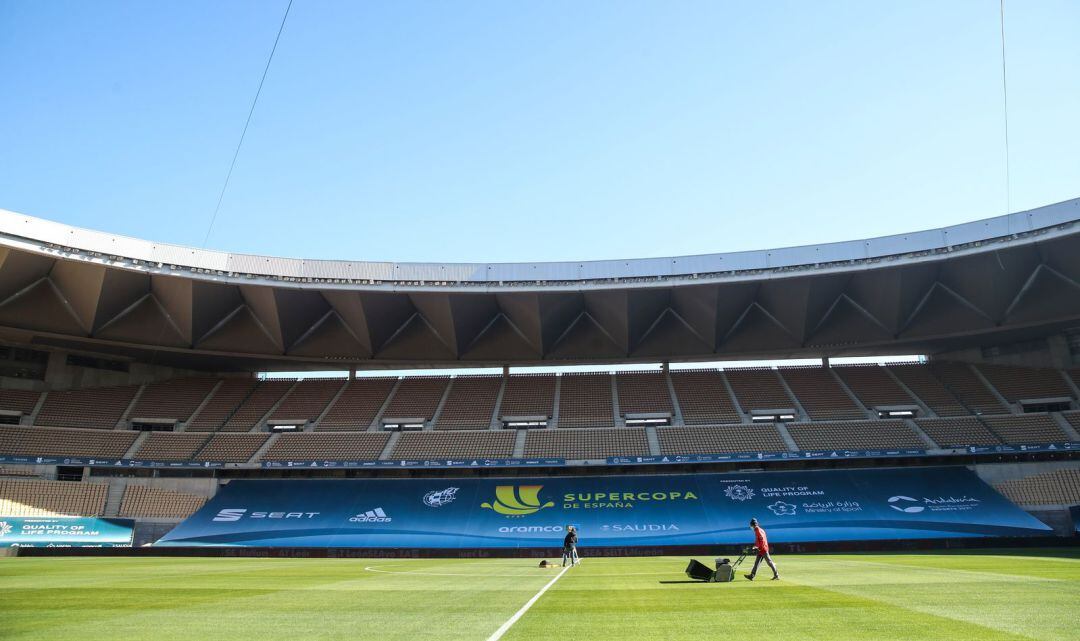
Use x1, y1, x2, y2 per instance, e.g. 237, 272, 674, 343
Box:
0, 198, 1078, 370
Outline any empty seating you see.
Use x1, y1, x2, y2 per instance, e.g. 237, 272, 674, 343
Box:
993, 469, 1080, 506
0, 478, 106, 517
262, 432, 389, 461
35, 385, 138, 429
118, 485, 206, 519
616, 372, 673, 415
129, 378, 218, 421
1061, 410, 1080, 432
193, 433, 267, 462
558, 374, 614, 428
435, 376, 501, 430
0, 425, 136, 459
834, 366, 914, 408
977, 364, 1074, 402
786, 420, 924, 450
185, 378, 258, 431
0, 389, 42, 416
318, 378, 396, 430
269, 379, 346, 423
381, 377, 448, 422
780, 367, 865, 420
221, 380, 294, 431
982, 414, 1069, 445
499, 374, 555, 419
670, 370, 741, 424
724, 369, 793, 412
931, 362, 1007, 414
390, 431, 516, 459
132, 432, 209, 461
889, 364, 967, 416
524, 428, 649, 459
914, 417, 1001, 447
657, 424, 788, 454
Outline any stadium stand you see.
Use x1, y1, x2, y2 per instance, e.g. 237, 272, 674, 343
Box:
615, 371, 673, 416
834, 365, 915, 409
128, 378, 218, 422
262, 432, 389, 461
0, 389, 42, 417
192, 433, 268, 463
1062, 410, 1080, 431
0, 464, 37, 477
0, 478, 106, 517
976, 364, 1075, 403
993, 468, 1080, 506
785, 420, 924, 450
656, 424, 788, 454
558, 373, 614, 428
889, 364, 967, 416
981, 413, 1070, 445
390, 431, 516, 459
381, 377, 448, 423
435, 376, 501, 430
0, 425, 136, 459
268, 378, 346, 424
317, 378, 396, 430
669, 370, 741, 425
724, 369, 794, 413
914, 417, 1002, 447
221, 380, 295, 431
779, 367, 866, 420
35, 385, 138, 429
118, 485, 206, 519
523, 428, 649, 459
131, 432, 209, 461
931, 362, 1007, 414
186, 378, 258, 431
498, 374, 555, 420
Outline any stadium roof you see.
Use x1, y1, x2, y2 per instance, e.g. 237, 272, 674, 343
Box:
0, 198, 1078, 371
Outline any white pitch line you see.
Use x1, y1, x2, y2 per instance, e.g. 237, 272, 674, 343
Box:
486, 565, 570, 641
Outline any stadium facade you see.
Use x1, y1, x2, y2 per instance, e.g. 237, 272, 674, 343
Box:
0, 201, 1078, 553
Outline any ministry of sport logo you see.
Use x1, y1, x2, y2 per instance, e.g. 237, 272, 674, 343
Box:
767, 501, 797, 516
724, 485, 755, 502
423, 487, 459, 508
481, 485, 554, 517
350, 508, 392, 523
0, 521, 11, 537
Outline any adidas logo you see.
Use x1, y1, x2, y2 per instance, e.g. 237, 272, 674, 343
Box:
349, 507, 392, 523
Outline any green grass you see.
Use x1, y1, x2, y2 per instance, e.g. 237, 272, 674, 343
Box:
1, 550, 1077, 640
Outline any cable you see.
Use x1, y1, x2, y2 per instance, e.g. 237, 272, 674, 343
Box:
999, 0, 1011, 216
202, 0, 295, 246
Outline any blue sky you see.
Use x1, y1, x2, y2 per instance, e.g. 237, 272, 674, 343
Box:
1, 1, 1078, 265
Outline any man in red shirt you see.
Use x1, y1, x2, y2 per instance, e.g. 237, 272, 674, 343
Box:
744, 518, 780, 581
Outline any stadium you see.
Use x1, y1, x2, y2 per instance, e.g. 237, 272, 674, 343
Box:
1, 3, 1078, 641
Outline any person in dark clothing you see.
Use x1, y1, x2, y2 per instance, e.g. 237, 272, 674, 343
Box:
744, 518, 779, 580
561, 525, 579, 567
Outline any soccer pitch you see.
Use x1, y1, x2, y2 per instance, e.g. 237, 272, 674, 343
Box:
1, 551, 1077, 640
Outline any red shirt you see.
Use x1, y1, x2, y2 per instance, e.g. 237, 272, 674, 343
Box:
753, 526, 769, 554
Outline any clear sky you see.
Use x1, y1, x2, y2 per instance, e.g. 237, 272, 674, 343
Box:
1, 1, 1077, 265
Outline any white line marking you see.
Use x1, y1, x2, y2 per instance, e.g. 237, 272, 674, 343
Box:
486, 565, 570, 641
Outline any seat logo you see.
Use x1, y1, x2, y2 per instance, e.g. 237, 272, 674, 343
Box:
481, 485, 554, 517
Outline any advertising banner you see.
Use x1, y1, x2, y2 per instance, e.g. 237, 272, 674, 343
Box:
0, 517, 134, 547
157, 467, 1051, 548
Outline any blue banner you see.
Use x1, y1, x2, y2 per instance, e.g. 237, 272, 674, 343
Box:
157, 467, 1050, 548
0, 517, 134, 547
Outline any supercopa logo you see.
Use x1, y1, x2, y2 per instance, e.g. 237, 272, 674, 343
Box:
0, 521, 11, 537
767, 501, 797, 516
423, 487, 459, 508
481, 485, 554, 517
724, 485, 755, 502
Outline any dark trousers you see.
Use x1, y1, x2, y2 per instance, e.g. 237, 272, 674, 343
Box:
750, 551, 778, 577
